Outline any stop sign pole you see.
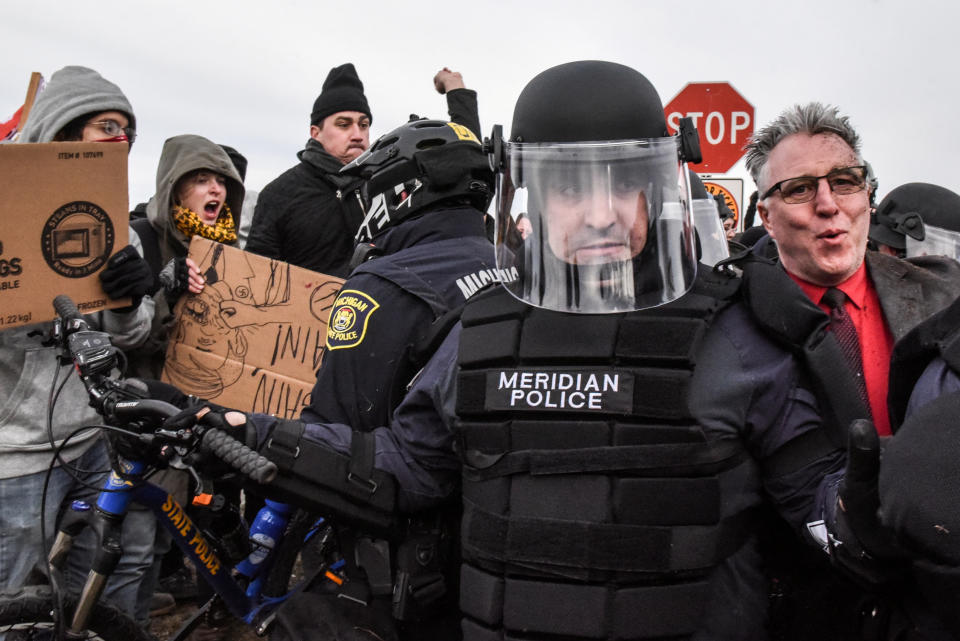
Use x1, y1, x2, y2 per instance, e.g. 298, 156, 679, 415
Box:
664, 82, 754, 174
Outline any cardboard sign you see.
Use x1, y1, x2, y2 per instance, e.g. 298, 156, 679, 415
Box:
0, 142, 130, 328
161, 237, 344, 419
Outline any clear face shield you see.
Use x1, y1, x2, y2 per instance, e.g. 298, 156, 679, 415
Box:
494, 138, 697, 313
691, 198, 730, 266
906, 224, 960, 261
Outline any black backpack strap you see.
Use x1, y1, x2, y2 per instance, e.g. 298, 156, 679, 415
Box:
130, 216, 162, 295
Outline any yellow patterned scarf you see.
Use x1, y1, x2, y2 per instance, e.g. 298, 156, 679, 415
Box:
172, 204, 237, 244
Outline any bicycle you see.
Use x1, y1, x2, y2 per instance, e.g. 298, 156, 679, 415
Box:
0, 295, 339, 641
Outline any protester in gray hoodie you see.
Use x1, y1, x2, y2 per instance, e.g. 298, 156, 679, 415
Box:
146, 134, 244, 268
0, 65, 156, 626
125, 134, 244, 382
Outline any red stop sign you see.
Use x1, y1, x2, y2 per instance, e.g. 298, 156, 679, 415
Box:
664, 82, 754, 174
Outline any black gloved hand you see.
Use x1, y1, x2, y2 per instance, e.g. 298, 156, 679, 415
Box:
826, 419, 908, 588
163, 403, 258, 450
99, 245, 156, 310
839, 419, 904, 559
163, 403, 261, 479
158, 256, 191, 304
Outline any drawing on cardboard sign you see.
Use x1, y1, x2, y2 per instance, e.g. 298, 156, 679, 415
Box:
163, 237, 343, 415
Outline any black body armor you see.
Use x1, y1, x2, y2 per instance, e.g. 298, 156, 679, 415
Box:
453, 272, 747, 640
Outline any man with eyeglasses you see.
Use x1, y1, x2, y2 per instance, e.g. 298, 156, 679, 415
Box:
690, 103, 960, 639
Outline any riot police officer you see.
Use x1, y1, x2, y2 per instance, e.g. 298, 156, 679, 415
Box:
451, 60, 757, 641
173, 61, 757, 640
867, 182, 960, 258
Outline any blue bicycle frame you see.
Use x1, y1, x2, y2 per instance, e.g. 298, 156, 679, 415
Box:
59, 458, 295, 627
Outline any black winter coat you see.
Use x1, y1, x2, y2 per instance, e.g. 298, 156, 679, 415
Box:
245, 140, 363, 277
245, 89, 483, 278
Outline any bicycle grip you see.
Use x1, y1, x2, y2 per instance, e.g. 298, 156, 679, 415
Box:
53, 294, 83, 324
201, 428, 278, 484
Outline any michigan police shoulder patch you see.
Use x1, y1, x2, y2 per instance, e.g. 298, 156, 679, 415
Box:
326, 289, 380, 350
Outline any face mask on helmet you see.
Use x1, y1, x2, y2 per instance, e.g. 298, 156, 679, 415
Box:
490, 60, 699, 314
342, 119, 493, 244
494, 136, 697, 314
691, 197, 730, 266
871, 181, 960, 253
906, 224, 960, 260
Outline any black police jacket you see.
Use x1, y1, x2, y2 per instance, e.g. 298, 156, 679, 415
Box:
301, 206, 497, 432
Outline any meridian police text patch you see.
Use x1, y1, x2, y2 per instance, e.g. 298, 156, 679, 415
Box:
485, 368, 635, 413
326, 290, 380, 350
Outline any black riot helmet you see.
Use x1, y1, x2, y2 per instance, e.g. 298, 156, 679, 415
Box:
492, 60, 701, 314
341, 118, 494, 243
869, 182, 930, 253
510, 60, 669, 143
875, 182, 960, 260
870, 183, 960, 258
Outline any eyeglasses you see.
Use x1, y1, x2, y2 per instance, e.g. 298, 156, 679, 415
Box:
761, 165, 868, 204
86, 119, 137, 144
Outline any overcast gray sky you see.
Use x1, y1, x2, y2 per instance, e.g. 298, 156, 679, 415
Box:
3, 0, 957, 215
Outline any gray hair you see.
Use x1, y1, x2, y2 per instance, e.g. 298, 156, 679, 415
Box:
745, 102, 862, 192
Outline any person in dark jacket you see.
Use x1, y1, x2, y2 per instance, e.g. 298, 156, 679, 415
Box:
689, 103, 960, 640
184, 116, 494, 641
245, 64, 483, 277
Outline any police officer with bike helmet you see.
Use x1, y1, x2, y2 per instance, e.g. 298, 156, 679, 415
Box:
267, 116, 496, 641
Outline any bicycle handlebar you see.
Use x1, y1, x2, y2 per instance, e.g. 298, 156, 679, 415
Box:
53, 293, 84, 325
52, 295, 278, 486
202, 429, 278, 484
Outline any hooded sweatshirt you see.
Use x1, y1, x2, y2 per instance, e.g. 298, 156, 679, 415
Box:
123, 135, 245, 381
144, 134, 245, 265
18, 66, 136, 144
0, 66, 149, 478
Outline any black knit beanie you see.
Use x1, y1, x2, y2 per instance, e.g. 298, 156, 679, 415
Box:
310, 63, 371, 126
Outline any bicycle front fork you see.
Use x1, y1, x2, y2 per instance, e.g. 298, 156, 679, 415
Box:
49, 462, 138, 634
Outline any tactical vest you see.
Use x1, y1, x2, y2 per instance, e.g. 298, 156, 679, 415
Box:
454, 272, 749, 641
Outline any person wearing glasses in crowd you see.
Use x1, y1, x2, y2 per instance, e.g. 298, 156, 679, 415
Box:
689, 103, 960, 639
1, 65, 158, 627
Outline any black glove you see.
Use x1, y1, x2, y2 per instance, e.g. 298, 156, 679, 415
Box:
839, 419, 904, 558
828, 419, 908, 587
158, 256, 191, 304
163, 403, 258, 450
163, 404, 262, 480
99, 245, 156, 309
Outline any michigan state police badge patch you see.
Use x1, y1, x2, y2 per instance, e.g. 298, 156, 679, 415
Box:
326, 290, 380, 350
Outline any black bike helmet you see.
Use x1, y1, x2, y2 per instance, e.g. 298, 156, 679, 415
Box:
341, 118, 494, 242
